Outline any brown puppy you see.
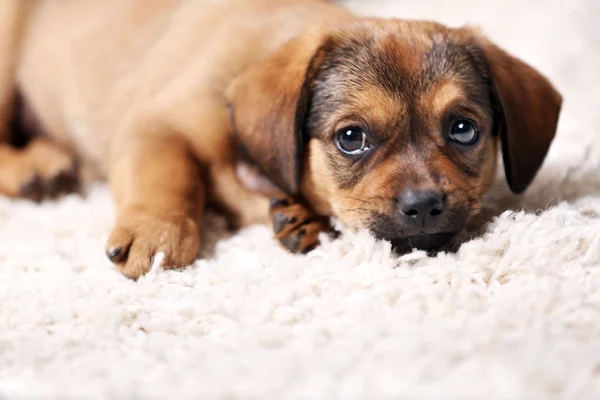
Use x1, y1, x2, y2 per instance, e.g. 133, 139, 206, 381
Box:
0, 0, 561, 278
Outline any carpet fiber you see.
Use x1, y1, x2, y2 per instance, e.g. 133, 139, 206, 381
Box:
1, 0, 600, 399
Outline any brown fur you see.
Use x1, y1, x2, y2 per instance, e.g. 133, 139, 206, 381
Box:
0, 0, 561, 278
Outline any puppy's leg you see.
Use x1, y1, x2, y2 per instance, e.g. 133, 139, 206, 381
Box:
106, 129, 203, 279
0, 138, 79, 201
269, 196, 333, 253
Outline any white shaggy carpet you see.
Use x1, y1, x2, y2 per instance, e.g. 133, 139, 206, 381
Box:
2, 1, 600, 399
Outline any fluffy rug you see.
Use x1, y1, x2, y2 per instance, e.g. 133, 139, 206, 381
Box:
1, 0, 599, 399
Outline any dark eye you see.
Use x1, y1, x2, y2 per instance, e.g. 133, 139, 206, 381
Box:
448, 119, 479, 145
336, 127, 372, 155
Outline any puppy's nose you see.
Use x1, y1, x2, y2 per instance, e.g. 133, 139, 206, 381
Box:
398, 189, 444, 220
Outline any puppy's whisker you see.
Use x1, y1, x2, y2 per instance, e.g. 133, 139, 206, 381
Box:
464, 183, 507, 192
339, 207, 377, 214
338, 195, 372, 205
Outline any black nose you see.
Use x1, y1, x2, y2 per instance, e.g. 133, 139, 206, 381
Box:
398, 189, 444, 219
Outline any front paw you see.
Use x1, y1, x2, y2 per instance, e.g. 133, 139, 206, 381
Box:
105, 208, 201, 279
270, 197, 333, 253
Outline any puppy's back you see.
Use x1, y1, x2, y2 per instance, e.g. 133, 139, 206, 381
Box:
15, 0, 347, 175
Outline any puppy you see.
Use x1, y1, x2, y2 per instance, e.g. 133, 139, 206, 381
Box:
0, 0, 561, 278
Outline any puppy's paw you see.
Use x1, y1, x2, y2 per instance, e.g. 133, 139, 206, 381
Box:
105, 209, 201, 279
21, 162, 79, 201
270, 197, 333, 253
0, 140, 79, 201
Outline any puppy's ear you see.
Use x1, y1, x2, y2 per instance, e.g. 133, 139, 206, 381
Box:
225, 33, 327, 195
477, 36, 562, 193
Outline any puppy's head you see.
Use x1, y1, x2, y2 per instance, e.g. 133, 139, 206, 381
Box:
226, 20, 562, 252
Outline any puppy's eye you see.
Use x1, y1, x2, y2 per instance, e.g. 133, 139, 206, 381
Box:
336, 127, 372, 155
448, 119, 479, 145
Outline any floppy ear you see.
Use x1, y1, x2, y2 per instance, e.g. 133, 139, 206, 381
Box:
225, 33, 327, 195
479, 38, 562, 193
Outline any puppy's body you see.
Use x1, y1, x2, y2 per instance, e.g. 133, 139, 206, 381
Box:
1, 0, 561, 278
16, 0, 345, 216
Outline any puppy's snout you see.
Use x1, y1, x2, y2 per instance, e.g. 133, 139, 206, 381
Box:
398, 189, 444, 222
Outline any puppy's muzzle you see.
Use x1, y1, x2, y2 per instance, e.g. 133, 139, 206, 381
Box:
369, 186, 468, 253
397, 189, 444, 225
392, 188, 454, 252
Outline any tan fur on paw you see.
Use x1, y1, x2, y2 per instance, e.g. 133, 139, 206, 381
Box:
105, 209, 201, 279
